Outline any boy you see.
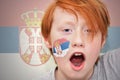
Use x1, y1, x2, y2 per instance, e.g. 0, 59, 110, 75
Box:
40, 0, 120, 80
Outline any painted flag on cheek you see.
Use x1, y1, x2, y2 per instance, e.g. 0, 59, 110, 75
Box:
52, 38, 70, 57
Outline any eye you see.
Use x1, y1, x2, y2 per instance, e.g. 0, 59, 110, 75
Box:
63, 28, 72, 33
84, 28, 92, 33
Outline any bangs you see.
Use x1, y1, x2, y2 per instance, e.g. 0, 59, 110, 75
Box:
56, 0, 110, 40
56, 0, 99, 39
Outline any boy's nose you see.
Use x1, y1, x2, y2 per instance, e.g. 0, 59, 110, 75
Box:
71, 32, 85, 48
72, 42, 85, 48
72, 42, 84, 48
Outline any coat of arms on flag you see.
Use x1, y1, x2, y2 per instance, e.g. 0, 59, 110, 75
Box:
19, 9, 51, 66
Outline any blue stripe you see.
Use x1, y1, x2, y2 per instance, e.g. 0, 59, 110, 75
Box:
61, 41, 70, 50
0, 27, 120, 53
0, 27, 19, 53
102, 27, 120, 52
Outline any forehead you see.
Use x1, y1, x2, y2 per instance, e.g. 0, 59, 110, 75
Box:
53, 7, 75, 23
53, 7, 86, 25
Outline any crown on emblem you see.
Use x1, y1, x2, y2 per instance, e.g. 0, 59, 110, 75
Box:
21, 9, 44, 27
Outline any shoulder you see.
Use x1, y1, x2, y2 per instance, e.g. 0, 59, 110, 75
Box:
91, 48, 120, 80
103, 48, 120, 61
106, 48, 120, 54
101, 48, 120, 75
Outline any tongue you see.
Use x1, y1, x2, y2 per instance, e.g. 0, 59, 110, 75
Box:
71, 57, 83, 67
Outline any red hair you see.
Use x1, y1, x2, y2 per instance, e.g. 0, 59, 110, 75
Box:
41, 0, 110, 41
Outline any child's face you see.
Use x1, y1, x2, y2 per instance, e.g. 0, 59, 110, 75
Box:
47, 7, 105, 79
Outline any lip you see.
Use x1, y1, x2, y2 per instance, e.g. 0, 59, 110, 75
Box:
69, 52, 85, 71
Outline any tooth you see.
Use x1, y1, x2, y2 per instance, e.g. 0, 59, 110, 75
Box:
75, 53, 82, 56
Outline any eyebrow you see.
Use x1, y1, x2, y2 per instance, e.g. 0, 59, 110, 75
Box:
61, 21, 76, 26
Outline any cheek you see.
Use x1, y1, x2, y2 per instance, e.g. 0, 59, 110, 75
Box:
86, 46, 100, 69
86, 38, 102, 64
89, 49, 100, 61
89, 34, 103, 54
54, 57, 66, 67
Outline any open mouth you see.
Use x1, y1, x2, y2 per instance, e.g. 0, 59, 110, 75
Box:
70, 52, 85, 71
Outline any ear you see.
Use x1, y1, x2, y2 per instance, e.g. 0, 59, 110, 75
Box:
101, 37, 106, 48
44, 38, 52, 48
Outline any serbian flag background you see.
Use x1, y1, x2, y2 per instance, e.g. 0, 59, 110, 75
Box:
0, 0, 57, 79
0, 26, 56, 80
0, 0, 120, 80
